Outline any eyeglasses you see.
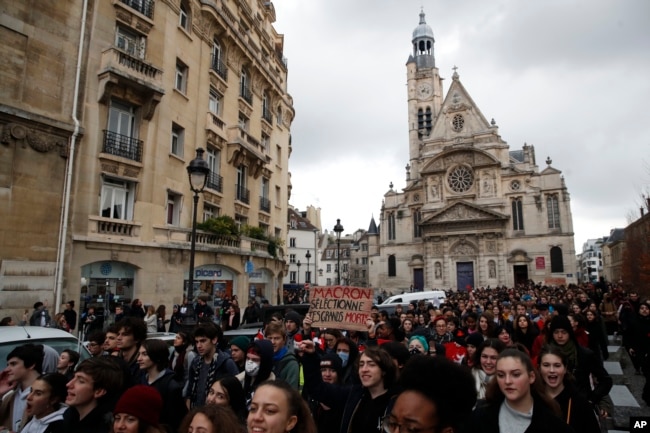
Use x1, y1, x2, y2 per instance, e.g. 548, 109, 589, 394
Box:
381, 415, 436, 433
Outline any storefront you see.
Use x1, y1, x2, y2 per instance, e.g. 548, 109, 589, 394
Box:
80, 261, 136, 327
185, 265, 235, 311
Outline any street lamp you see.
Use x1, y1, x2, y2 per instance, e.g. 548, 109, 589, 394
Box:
186, 148, 210, 306
296, 260, 301, 285
333, 219, 344, 285
305, 250, 312, 283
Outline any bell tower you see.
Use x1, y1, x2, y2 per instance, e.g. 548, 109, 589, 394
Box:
407, 9, 443, 181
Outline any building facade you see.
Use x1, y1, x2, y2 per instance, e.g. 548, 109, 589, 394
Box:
579, 238, 604, 283
283, 206, 320, 290
374, 11, 577, 294
1, 0, 294, 321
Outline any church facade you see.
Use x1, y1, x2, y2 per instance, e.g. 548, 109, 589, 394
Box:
374, 11, 577, 292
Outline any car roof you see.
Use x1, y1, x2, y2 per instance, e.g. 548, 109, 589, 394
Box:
0, 326, 81, 340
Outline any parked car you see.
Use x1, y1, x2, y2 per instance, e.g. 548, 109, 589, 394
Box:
0, 326, 91, 369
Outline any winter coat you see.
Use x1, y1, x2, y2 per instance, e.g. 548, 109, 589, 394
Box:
470, 396, 575, 433
20, 405, 67, 433
144, 369, 187, 431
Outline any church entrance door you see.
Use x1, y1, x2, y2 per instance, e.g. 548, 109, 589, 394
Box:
513, 265, 528, 286
456, 262, 474, 291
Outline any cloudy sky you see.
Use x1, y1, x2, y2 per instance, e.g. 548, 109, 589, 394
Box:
272, 0, 650, 251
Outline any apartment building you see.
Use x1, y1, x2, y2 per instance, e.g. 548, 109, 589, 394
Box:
1, 0, 293, 319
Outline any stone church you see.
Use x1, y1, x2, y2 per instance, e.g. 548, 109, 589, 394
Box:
373, 11, 577, 292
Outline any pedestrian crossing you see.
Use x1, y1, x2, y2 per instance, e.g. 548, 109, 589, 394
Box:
604, 334, 647, 433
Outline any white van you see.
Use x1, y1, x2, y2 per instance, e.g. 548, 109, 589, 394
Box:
380, 290, 447, 308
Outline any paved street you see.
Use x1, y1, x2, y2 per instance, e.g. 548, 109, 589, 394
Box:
604, 334, 649, 432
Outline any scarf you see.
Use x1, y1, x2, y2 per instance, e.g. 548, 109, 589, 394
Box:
554, 339, 578, 372
189, 352, 220, 407
273, 346, 288, 362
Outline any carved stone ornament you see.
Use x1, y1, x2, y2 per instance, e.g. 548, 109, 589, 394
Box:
451, 242, 477, 256
434, 204, 486, 222
1, 123, 68, 157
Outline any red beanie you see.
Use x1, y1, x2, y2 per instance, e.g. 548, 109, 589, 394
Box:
113, 385, 162, 427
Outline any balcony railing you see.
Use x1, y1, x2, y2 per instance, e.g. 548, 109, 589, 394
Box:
207, 112, 225, 130
210, 55, 228, 81
240, 85, 253, 105
102, 130, 143, 162
236, 184, 250, 204
120, 0, 154, 18
206, 171, 223, 193
260, 196, 271, 213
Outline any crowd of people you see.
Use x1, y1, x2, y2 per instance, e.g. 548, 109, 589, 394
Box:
1, 282, 649, 433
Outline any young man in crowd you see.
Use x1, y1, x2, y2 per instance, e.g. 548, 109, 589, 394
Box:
103, 325, 120, 355
63, 357, 124, 433
185, 323, 238, 408
86, 331, 106, 357
116, 317, 147, 384
266, 321, 299, 389
63, 301, 77, 332
0, 344, 43, 431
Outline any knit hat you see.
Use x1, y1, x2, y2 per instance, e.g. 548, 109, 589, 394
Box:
230, 336, 251, 353
465, 332, 484, 348
114, 385, 162, 427
320, 353, 343, 376
549, 315, 576, 342
284, 311, 303, 326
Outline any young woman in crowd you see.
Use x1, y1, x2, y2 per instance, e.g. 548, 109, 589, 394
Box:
180, 404, 244, 433
300, 341, 397, 433
513, 314, 539, 353
408, 335, 429, 355
478, 312, 496, 339
56, 349, 79, 381
538, 345, 601, 433
21, 373, 68, 433
429, 316, 454, 344
320, 329, 343, 354
144, 305, 157, 334
471, 338, 506, 400
236, 339, 275, 407
111, 385, 166, 433
169, 331, 195, 384
400, 318, 415, 340
248, 380, 316, 433
206, 375, 248, 425
470, 348, 573, 433
462, 332, 484, 369
307, 354, 344, 433
585, 309, 609, 361
333, 337, 360, 385
155, 305, 167, 332
495, 325, 516, 348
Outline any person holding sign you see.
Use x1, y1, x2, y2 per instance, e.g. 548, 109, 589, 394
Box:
298, 339, 397, 433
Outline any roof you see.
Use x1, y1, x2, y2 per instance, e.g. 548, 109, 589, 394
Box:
368, 216, 378, 234
509, 150, 524, 163
288, 207, 318, 231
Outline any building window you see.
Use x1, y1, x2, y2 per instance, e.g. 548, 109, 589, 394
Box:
238, 112, 249, 132
413, 208, 421, 238
277, 106, 283, 126
275, 186, 281, 207
511, 198, 524, 231
388, 255, 396, 277
166, 192, 182, 225
326, 264, 331, 273
262, 92, 272, 123
209, 88, 222, 116
105, 100, 142, 162
326, 250, 332, 259
236, 165, 248, 204
175, 59, 188, 93
121, 0, 154, 19
343, 264, 348, 272
210, 38, 227, 80
116, 26, 146, 59
289, 238, 296, 248
388, 212, 396, 240
205, 147, 221, 192
289, 254, 296, 264
289, 271, 296, 283
179, 2, 190, 31
547, 195, 561, 229
362, 243, 368, 252
326, 278, 332, 286
100, 178, 135, 220
203, 204, 219, 222
171, 123, 184, 157
260, 177, 270, 212
550, 246, 564, 273
261, 133, 269, 153
362, 257, 368, 265
240, 68, 252, 104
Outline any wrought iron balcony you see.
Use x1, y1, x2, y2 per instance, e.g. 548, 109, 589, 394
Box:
240, 85, 253, 105
210, 55, 228, 81
102, 130, 143, 162
120, 0, 154, 18
236, 184, 250, 204
260, 196, 271, 213
206, 171, 223, 193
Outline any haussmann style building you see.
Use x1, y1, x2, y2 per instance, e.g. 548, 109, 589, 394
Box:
373, 11, 577, 293
1, 0, 294, 321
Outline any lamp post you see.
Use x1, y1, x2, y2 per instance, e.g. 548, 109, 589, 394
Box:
296, 260, 301, 285
186, 148, 210, 306
333, 219, 344, 285
305, 250, 312, 284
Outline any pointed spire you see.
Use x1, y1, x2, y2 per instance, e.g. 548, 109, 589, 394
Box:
368, 216, 379, 234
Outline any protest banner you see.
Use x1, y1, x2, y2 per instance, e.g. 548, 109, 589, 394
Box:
308, 286, 373, 331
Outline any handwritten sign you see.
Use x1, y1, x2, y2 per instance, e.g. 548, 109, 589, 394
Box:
309, 286, 373, 332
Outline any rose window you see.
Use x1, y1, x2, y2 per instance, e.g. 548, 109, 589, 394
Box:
452, 114, 465, 132
447, 165, 474, 193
